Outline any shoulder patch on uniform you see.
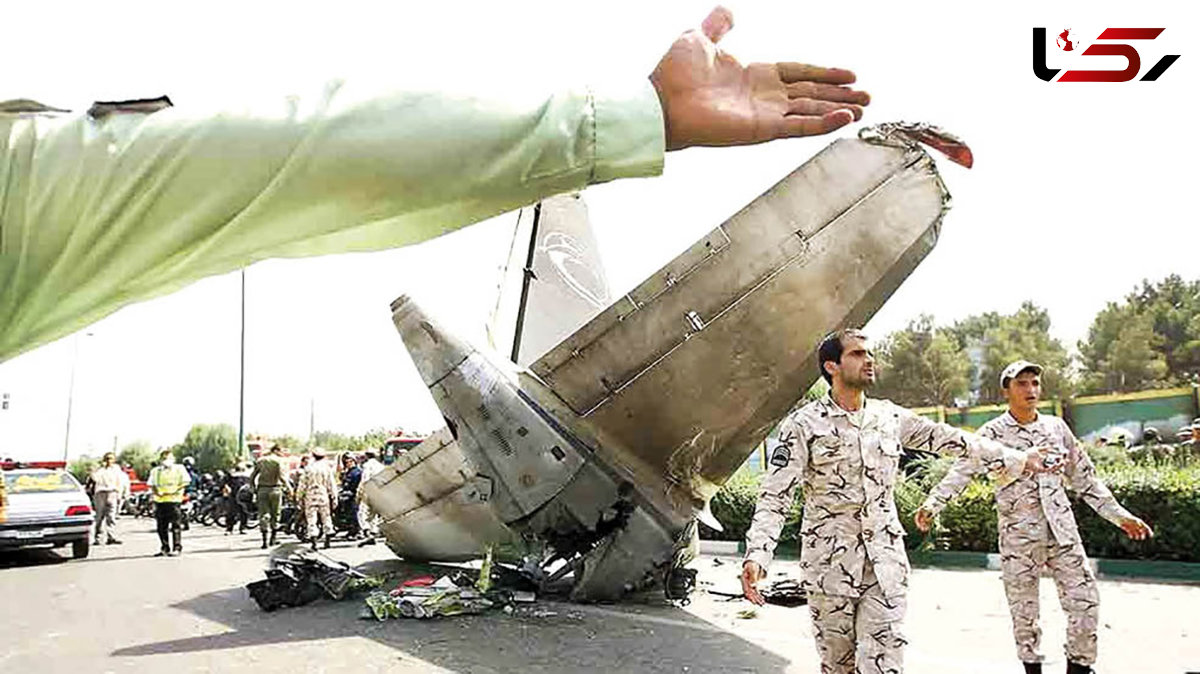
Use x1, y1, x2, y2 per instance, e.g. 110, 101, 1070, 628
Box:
770, 444, 791, 468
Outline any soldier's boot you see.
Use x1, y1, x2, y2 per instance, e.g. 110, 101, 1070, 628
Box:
1066, 663, 1093, 674
261, 530, 269, 550
323, 535, 332, 550
268, 529, 277, 546
310, 536, 319, 551
1022, 663, 1042, 674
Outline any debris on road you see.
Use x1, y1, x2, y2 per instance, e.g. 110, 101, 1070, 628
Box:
365, 579, 496, 620
760, 578, 806, 607
703, 576, 807, 607
246, 544, 375, 612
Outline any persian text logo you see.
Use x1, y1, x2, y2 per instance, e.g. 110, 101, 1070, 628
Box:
1033, 27, 1180, 82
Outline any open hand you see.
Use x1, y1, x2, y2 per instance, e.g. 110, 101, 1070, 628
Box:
651, 6, 870, 150
741, 560, 767, 606
1120, 516, 1154, 541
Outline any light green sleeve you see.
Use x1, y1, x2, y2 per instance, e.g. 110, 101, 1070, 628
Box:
0, 80, 665, 362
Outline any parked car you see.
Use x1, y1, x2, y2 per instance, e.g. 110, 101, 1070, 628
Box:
0, 468, 95, 559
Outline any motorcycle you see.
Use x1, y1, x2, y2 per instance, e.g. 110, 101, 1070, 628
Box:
193, 488, 226, 526
127, 491, 154, 519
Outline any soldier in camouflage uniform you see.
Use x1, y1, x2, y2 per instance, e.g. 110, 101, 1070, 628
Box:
297, 447, 339, 550
1127, 427, 1174, 464
916, 360, 1153, 674
741, 330, 1051, 674
1179, 420, 1200, 463
250, 443, 292, 549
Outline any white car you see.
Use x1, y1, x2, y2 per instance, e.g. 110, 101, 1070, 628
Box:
0, 468, 95, 559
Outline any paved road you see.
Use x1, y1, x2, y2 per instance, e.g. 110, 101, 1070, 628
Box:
1, 520, 1197, 673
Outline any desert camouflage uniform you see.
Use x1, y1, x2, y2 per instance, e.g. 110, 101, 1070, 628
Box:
1128, 441, 1174, 463
1176, 439, 1200, 463
921, 411, 1133, 667
297, 458, 339, 540
745, 395, 1028, 674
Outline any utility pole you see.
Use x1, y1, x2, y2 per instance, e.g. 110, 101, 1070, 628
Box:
62, 332, 92, 462
238, 269, 246, 461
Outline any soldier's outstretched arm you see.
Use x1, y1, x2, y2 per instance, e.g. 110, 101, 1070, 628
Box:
0, 6, 868, 364
895, 406, 1049, 486
1060, 422, 1153, 539
742, 414, 809, 604
915, 456, 982, 531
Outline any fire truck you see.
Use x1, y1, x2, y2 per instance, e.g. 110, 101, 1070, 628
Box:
382, 431, 425, 464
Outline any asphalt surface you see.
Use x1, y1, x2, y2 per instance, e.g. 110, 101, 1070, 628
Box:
1, 519, 1197, 673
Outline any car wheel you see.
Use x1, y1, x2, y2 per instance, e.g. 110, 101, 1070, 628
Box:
72, 538, 91, 559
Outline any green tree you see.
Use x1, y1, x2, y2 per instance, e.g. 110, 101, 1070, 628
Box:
312, 430, 366, 453
175, 423, 240, 473
1080, 275, 1200, 391
312, 428, 397, 453
359, 427, 393, 451
950, 302, 1073, 404
68, 455, 98, 484
116, 440, 156, 480
1079, 305, 1168, 393
269, 434, 306, 452
1128, 275, 1200, 383
874, 315, 970, 407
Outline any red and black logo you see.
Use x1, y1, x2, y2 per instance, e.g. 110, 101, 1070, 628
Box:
1033, 27, 1180, 82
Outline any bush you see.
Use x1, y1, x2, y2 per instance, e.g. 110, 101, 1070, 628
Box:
117, 441, 156, 480
926, 462, 1200, 562
703, 460, 1200, 563
67, 455, 98, 485
702, 467, 805, 552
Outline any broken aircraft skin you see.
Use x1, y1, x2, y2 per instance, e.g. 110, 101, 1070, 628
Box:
362, 123, 972, 602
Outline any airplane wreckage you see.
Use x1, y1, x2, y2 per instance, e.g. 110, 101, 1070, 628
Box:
361, 123, 974, 602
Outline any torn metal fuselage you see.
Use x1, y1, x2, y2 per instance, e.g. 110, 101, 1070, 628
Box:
364, 124, 966, 602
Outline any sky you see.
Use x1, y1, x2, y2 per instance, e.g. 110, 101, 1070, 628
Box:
0, 0, 1195, 460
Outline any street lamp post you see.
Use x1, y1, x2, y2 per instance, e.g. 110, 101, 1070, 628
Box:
63, 332, 93, 462
238, 269, 246, 461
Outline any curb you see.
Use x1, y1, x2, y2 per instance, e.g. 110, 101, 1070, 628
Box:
699, 540, 1200, 583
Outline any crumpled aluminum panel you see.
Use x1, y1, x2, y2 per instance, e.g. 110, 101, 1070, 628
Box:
531, 136, 950, 503
361, 427, 522, 562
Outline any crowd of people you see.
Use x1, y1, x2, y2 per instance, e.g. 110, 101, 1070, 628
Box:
1119, 422, 1200, 464
81, 444, 391, 557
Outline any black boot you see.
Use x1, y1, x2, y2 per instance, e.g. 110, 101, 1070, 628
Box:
323, 535, 332, 550
261, 531, 269, 550
1066, 662, 1093, 674
1022, 663, 1042, 674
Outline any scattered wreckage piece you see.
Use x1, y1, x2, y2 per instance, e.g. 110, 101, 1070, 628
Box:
369, 123, 970, 603
247, 544, 376, 612
365, 576, 497, 620
704, 576, 807, 607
